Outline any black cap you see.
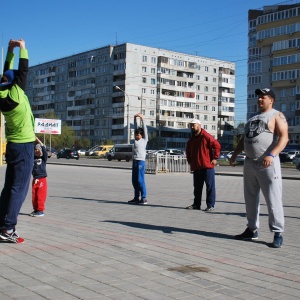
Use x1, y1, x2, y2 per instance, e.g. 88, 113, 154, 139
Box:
255, 88, 275, 100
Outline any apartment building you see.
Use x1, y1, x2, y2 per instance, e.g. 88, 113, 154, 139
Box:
26, 43, 235, 149
248, 3, 300, 148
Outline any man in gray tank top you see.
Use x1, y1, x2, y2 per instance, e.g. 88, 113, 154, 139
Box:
230, 88, 289, 248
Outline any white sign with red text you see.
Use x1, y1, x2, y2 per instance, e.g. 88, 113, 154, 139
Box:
35, 118, 61, 135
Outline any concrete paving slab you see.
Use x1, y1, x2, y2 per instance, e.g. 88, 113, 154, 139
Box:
0, 164, 299, 299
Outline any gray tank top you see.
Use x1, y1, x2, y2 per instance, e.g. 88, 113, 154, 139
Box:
244, 109, 279, 161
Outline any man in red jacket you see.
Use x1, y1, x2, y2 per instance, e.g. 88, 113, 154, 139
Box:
185, 119, 221, 211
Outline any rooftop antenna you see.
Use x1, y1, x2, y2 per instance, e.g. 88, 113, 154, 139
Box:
116, 32, 118, 46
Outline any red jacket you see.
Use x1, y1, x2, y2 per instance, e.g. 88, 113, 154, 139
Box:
186, 129, 221, 171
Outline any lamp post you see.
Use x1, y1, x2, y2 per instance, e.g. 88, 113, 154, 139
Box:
138, 93, 143, 126
116, 86, 130, 143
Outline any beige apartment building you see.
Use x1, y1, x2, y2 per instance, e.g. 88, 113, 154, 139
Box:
248, 3, 300, 148
26, 43, 235, 149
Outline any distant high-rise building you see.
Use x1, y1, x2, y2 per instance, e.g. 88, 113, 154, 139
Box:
248, 3, 300, 148
26, 43, 235, 149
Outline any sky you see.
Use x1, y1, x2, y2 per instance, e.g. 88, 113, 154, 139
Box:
1, 0, 296, 125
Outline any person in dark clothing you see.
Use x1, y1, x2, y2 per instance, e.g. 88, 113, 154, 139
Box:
185, 119, 221, 212
30, 136, 48, 217
0, 39, 35, 243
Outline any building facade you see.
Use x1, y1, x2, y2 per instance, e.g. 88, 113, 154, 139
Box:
248, 3, 300, 148
26, 43, 235, 149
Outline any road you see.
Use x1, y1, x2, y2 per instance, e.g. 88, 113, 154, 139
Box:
48, 156, 300, 178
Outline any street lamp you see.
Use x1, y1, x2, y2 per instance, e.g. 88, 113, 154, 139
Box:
116, 86, 130, 143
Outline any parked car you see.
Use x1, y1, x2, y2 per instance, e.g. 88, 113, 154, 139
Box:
77, 149, 87, 156
286, 150, 300, 161
226, 151, 234, 160
85, 145, 100, 156
57, 149, 79, 160
236, 152, 246, 162
46, 147, 52, 158
292, 153, 300, 165
164, 149, 184, 156
225, 151, 246, 162
219, 151, 230, 159
279, 152, 291, 162
107, 144, 133, 162
93, 145, 114, 157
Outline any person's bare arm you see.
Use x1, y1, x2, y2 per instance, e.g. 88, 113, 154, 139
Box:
229, 136, 244, 166
262, 112, 289, 168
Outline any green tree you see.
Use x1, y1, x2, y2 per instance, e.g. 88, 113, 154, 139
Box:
76, 138, 90, 150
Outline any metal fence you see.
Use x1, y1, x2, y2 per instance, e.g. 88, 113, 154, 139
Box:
146, 154, 190, 174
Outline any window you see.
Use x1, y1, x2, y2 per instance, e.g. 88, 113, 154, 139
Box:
151, 68, 156, 74
151, 57, 156, 64
150, 110, 155, 116
142, 77, 146, 83
142, 88, 146, 93
142, 55, 147, 62
151, 78, 156, 84
142, 66, 147, 72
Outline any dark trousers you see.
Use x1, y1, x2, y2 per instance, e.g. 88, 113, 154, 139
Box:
0, 142, 34, 230
132, 160, 147, 199
193, 168, 216, 209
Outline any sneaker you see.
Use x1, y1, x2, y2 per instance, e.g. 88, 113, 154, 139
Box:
32, 211, 44, 217
272, 232, 283, 248
138, 198, 147, 205
185, 204, 200, 210
29, 210, 36, 216
0, 229, 20, 243
204, 207, 214, 212
128, 199, 139, 204
234, 227, 258, 240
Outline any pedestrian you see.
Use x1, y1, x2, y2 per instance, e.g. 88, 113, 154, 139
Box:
230, 88, 289, 248
128, 113, 148, 205
185, 119, 221, 211
30, 136, 48, 217
0, 39, 35, 243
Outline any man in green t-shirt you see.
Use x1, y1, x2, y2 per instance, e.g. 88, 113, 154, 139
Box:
0, 39, 35, 243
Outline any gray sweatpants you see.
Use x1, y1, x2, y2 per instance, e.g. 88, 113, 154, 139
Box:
243, 156, 284, 233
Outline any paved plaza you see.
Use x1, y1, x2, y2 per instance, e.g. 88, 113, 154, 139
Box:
0, 164, 299, 300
